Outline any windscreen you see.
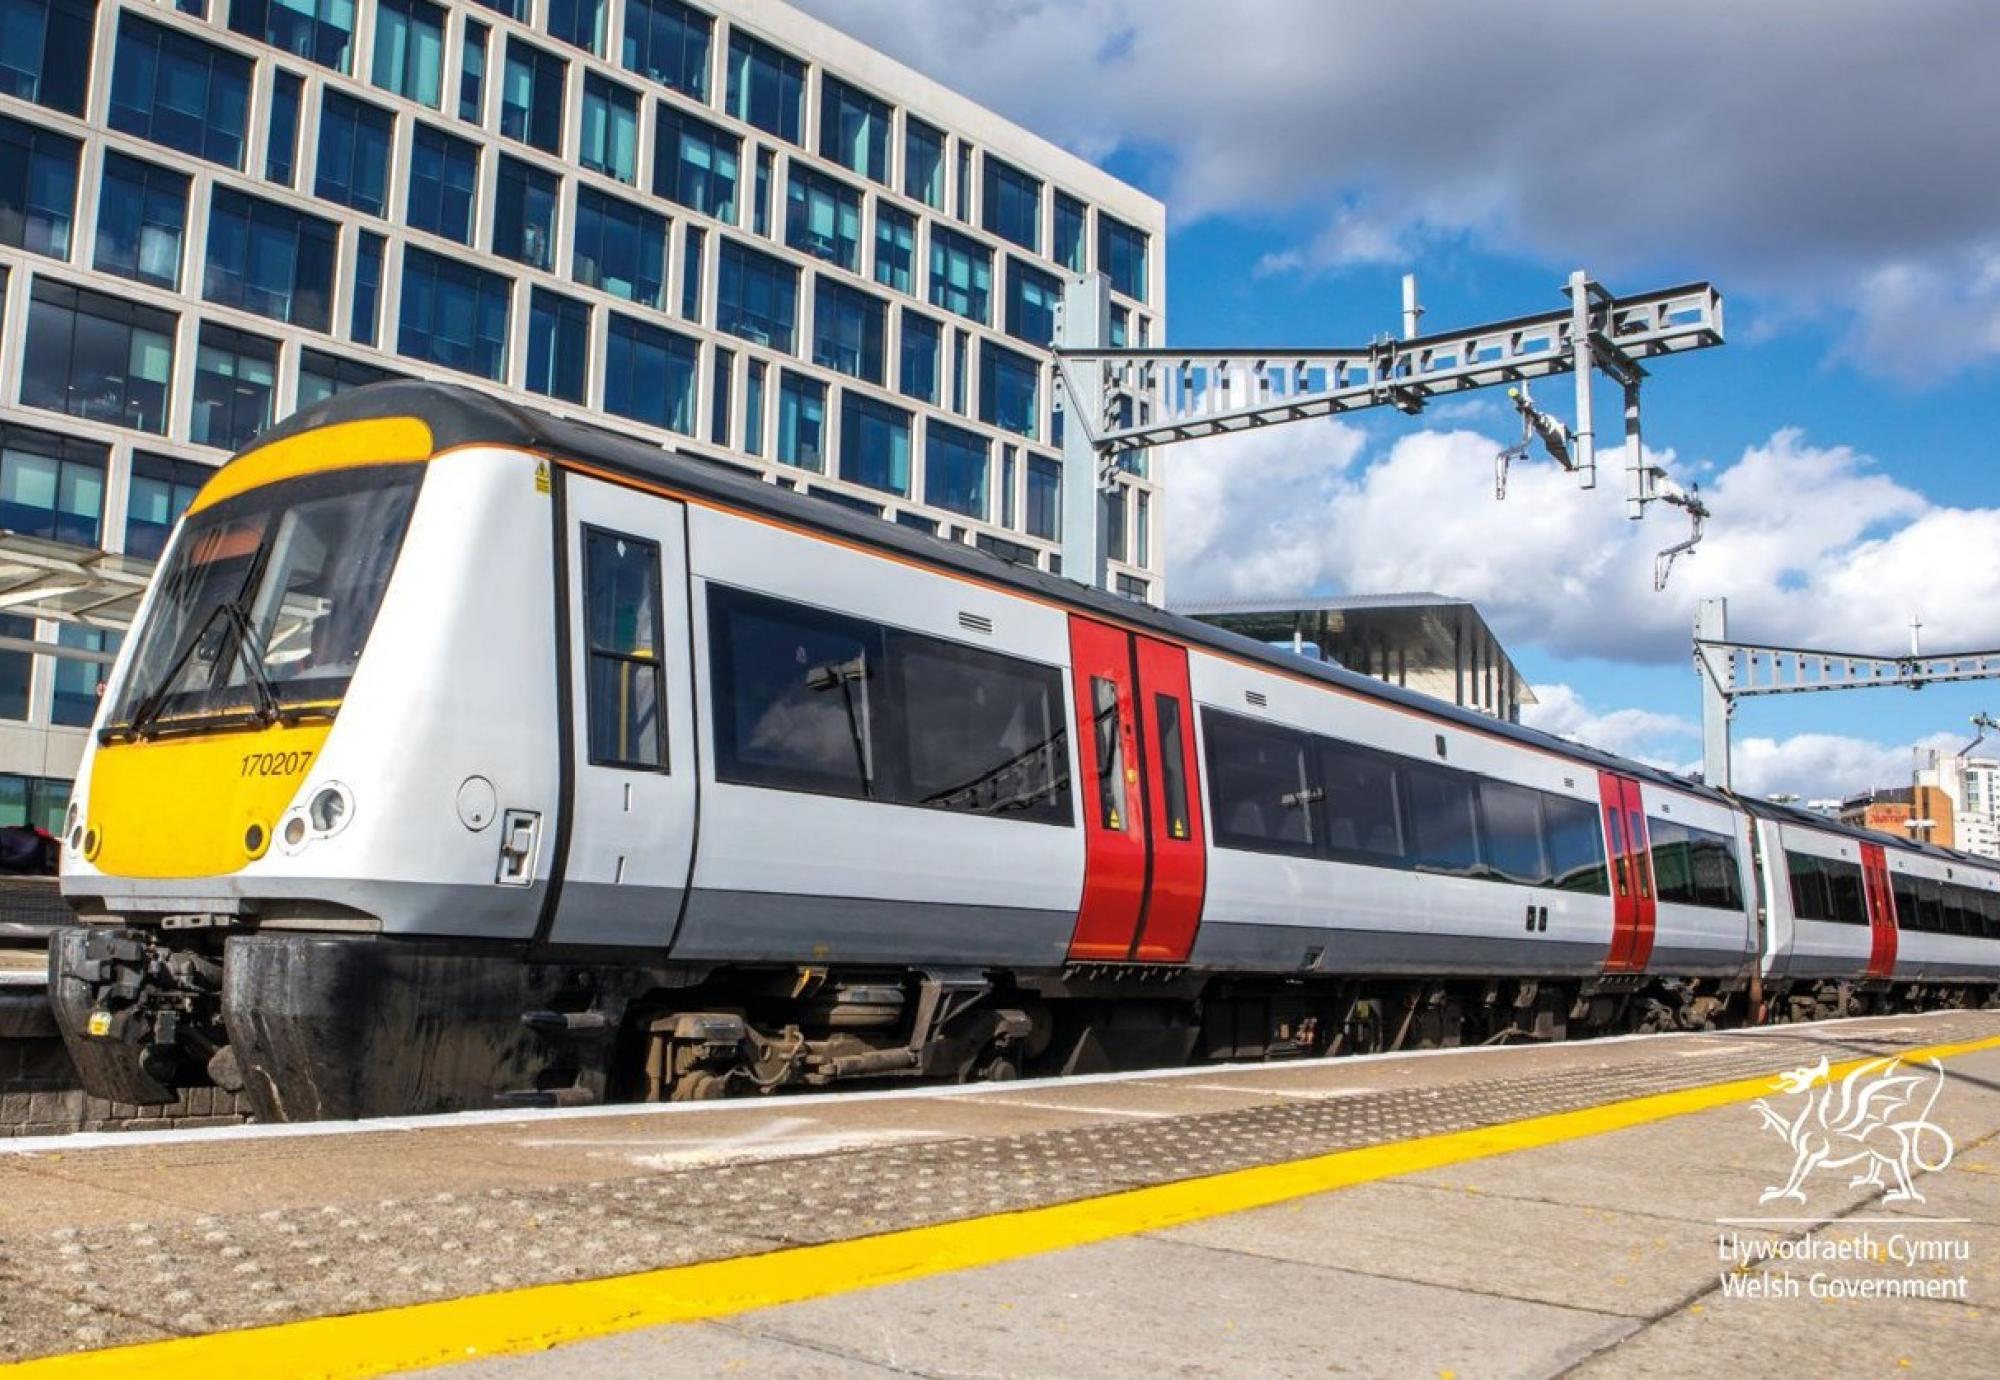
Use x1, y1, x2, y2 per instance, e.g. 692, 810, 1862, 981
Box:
103, 465, 422, 737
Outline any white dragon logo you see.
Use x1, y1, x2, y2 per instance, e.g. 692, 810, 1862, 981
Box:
1752, 1055, 1955, 1205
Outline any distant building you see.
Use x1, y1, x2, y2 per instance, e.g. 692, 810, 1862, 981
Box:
1838, 783, 1957, 849
1174, 593, 1534, 722
1915, 754, 2000, 858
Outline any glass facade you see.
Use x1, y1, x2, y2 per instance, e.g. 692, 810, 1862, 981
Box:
0, 0, 1161, 783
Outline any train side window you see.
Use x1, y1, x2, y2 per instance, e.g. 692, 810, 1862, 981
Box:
582, 527, 665, 770
1917, 877, 1945, 933
1543, 794, 1609, 895
1786, 851, 1829, 922
1405, 764, 1479, 877
1826, 859, 1867, 926
1945, 884, 1973, 937
1647, 817, 1694, 905
1153, 693, 1191, 841
708, 584, 882, 799
1690, 830, 1746, 911
1089, 678, 1126, 831
890, 632, 1071, 825
1319, 738, 1403, 862
1477, 780, 1549, 886
1892, 873, 1922, 931
1202, 709, 1319, 856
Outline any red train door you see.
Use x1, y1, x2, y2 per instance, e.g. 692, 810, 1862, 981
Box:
1860, 842, 1898, 979
1066, 617, 1207, 963
1599, 773, 1658, 972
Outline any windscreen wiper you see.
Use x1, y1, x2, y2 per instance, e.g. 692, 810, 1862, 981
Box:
121, 598, 235, 740
217, 600, 287, 725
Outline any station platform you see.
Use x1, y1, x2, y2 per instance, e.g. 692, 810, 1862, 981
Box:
0, 1010, 1996, 1377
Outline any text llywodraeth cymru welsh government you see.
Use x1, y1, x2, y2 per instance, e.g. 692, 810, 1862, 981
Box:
1717, 1230, 1971, 1301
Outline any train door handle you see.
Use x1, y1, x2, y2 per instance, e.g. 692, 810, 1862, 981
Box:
1525, 903, 1536, 933
1538, 905, 1549, 933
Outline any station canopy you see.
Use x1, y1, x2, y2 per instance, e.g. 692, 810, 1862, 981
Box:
1174, 593, 1535, 724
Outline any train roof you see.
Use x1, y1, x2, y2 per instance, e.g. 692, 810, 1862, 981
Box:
239, 380, 1989, 871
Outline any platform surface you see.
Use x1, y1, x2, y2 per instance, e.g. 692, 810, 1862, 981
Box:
0, 1011, 1996, 1376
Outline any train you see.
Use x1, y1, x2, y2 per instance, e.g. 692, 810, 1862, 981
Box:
46, 381, 2000, 1121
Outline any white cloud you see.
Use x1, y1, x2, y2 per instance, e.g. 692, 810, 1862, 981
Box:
1161, 422, 2000, 664
1520, 684, 1693, 766
794, 0, 2000, 378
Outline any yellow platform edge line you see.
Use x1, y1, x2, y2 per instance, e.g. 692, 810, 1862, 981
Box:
12, 1030, 2000, 1379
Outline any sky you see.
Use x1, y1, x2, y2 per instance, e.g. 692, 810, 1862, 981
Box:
794, 0, 2000, 800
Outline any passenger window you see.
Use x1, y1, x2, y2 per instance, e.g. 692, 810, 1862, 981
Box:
1478, 780, 1549, 886
1405, 765, 1479, 877
1154, 693, 1190, 841
581, 527, 664, 769
1543, 795, 1609, 895
1090, 677, 1126, 831
1826, 859, 1867, 926
1319, 739, 1404, 861
1648, 817, 1694, 905
892, 634, 1070, 824
1203, 709, 1318, 855
709, 584, 879, 798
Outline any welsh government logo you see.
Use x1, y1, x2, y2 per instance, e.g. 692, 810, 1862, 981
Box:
1751, 1056, 1955, 1205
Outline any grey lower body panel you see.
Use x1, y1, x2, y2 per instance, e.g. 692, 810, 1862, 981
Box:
65, 876, 544, 941
667, 888, 1075, 970
1644, 945, 1759, 982
546, 881, 685, 949
1190, 920, 1607, 977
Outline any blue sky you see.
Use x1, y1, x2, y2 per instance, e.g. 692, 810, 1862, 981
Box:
797, 1, 2000, 798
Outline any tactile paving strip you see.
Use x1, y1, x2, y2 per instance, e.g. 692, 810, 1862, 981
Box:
4, 1015, 1995, 1360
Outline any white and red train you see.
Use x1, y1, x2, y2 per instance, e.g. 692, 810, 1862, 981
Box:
47, 383, 2000, 1120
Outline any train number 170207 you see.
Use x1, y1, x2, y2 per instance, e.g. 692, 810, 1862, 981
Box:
241, 750, 313, 778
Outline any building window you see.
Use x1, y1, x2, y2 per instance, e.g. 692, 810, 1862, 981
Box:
999, 445, 1018, 530
0, 773, 72, 833
928, 227, 991, 324
603, 314, 697, 433
459, 17, 488, 123
900, 311, 940, 404
573, 187, 665, 308
501, 35, 565, 154
98, 155, 189, 292
982, 157, 1041, 253
715, 238, 796, 352
21, 282, 173, 436
582, 527, 663, 767
621, 0, 709, 100
0, 0, 96, 115
1100, 212, 1148, 303
1135, 490, 1150, 566
785, 167, 861, 272
954, 141, 971, 221
493, 154, 558, 269
742, 358, 765, 456
372, 0, 444, 106
0, 113, 78, 260
227, 0, 353, 74
407, 123, 479, 244
710, 346, 732, 444
315, 90, 394, 216
925, 419, 987, 519
820, 75, 890, 184
547, 0, 606, 57
1005, 258, 1060, 347
0, 420, 106, 546
1103, 485, 1126, 561
950, 326, 968, 413
725, 31, 804, 144
874, 203, 914, 294
812, 279, 885, 384
752, 147, 772, 235
1025, 452, 1059, 540
399, 246, 510, 380
526, 287, 590, 404
266, 69, 303, 185
775, 371, 824, 472
653, 104, 737, 220
51, 625, 119, 728
109, 13, 252, 168
839, 393, 909, 496
1054, 191, 1085, 273
191, 325, 278, 452
681, 226, 704, 319
470, 0, 527, 17
125, 452, 207, 560
980, 341, 1039, 440
297, 347, 395, 410
204, 186, 339, 331
0, 614, 34, 716
579, 73, 638, 183
351, 229, 384, 344
905, 117, 944, 211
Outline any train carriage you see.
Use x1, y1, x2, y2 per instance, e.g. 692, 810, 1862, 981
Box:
45, 383, 2000, 1120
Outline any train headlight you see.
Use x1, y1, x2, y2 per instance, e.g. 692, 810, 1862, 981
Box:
308, 784, 353, 836
282, 816, 308, 848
